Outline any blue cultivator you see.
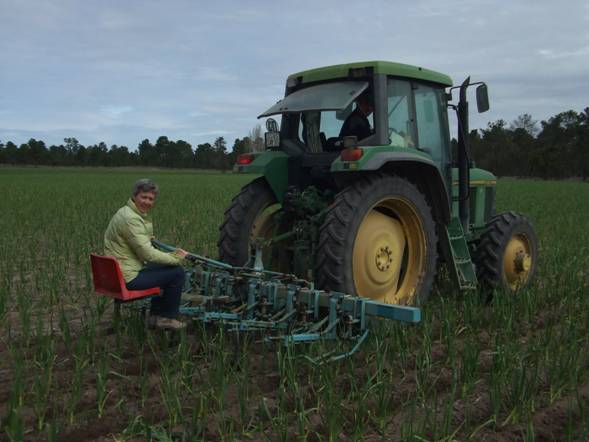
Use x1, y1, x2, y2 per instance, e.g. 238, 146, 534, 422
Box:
153, 240, 420, 362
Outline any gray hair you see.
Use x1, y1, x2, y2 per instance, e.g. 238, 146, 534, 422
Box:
132, 178, 159, 196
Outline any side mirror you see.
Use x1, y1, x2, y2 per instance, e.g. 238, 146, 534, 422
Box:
476, 84, 490, 113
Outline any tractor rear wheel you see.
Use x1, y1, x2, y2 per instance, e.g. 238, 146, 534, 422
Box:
218, 177, 278, 267
474, 211, 538, 296
315, 174, 438, 305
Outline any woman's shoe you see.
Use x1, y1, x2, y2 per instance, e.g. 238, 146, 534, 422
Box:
153, 316, 186, 331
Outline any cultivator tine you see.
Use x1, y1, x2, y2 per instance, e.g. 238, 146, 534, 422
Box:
304, 329, 371, 365
153, 241, 422, 362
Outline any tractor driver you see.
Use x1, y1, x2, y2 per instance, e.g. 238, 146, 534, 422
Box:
339, 89, 374, 141
104, 179, 188, 331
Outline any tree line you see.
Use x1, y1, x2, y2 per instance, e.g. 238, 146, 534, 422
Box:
466, 108, 589, 180
0, 135, 259, 170
1, 108, 587, 179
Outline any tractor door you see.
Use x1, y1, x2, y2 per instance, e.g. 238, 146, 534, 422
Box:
413, 83, 452, 181
386, 78, 416, 149
387, 78, 452, 187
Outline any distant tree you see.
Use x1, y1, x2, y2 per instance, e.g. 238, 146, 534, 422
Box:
3, 141, 18, 164
75, 146, 87, 165
154, 136, 171, 167
478, 120, 512, 175
174, 139, 194, 168
212, 137, 229, 169
86, 142, 108, 166
27, 139, 48, 165
536, 110, 579, 179
228, 137, 250, 164
49, 144, 69, 166
137, 139, 157, 166
149, 136, 187, 168
510, 127, 536, 176
510, 113, 538, 136
194, 142, 214, 169
107, 144, 132, 166
16, 142, 32, 164
62, 137, 87, 165
64, 137, 80, 152
248, 124, 264, 152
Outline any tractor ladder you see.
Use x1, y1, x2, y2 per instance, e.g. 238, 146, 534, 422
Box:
444, 217, 478, 290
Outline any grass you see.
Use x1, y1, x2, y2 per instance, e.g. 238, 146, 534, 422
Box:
0, 168, 588, 440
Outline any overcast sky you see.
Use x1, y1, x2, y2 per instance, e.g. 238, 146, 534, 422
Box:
1, 0, 588, 149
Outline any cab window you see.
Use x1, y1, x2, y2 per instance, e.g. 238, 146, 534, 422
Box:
413, 84, 449, 165
387, 79, 415, 148
297, 110, 373, 152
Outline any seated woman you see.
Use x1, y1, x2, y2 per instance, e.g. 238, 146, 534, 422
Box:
104, 178, 188, 330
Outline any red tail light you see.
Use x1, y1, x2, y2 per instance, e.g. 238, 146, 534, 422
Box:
340, 148, 363, 162
236, 153, 255, 165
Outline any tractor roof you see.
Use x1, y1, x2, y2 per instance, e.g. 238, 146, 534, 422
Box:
288, 60, 453, 87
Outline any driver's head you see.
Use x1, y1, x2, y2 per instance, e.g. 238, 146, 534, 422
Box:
356, 90, 374, 116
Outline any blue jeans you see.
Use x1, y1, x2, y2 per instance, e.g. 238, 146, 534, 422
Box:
126, 265, 185, 318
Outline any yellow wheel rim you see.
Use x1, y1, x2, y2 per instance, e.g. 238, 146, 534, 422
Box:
503, 234, 533, 290
250, 206, 278, 245
250, 205, 286, 271
352, 197, 426, 305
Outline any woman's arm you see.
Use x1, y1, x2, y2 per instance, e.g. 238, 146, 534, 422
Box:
122, 218, 184, 265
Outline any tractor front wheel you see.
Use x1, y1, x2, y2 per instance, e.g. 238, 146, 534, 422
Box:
474, 211, 539, 296
315, 174, 438, 305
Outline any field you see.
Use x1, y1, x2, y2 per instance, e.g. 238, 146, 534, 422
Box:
1, 167, 588, 441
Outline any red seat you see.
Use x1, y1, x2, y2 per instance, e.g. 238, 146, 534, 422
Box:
90, 253, 160, 301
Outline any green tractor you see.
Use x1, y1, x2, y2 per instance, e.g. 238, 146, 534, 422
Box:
218, 60, 538, 305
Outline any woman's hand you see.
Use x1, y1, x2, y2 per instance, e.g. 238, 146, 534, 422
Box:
174, 248, 189, 259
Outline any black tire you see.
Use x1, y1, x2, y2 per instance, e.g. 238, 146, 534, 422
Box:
218, 177, 277, 267
315, 174, 438, 306
474, 211, 539, 295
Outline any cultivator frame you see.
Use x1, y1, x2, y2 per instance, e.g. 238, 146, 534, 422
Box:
153, 241, 420, 361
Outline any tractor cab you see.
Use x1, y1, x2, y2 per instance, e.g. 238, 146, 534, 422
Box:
257, 62, 456, 192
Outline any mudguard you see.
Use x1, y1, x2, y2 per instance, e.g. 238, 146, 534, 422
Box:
234, 151, 289, 202
331, 146, 451, 224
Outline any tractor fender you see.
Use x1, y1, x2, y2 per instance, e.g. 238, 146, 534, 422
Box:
360, 150, 437, 171
235, 150, 289, 203
334, 151, 451, 225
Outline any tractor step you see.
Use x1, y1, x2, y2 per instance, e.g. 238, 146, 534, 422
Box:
444, 218, 478, 290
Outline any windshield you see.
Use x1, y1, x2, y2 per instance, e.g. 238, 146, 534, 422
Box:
258, 81, 369, 117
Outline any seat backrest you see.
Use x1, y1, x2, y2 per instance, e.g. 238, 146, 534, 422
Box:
90, 253, 126, 297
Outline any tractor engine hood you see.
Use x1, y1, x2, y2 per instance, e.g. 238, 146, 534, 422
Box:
258, 81, 368, 118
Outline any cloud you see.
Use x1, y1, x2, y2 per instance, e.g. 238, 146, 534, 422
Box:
192, 67, 239, 83
191, 130, 230, 137
100, 105, 134, 119
537, 46, 589, 59
188, 111, 207, 118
